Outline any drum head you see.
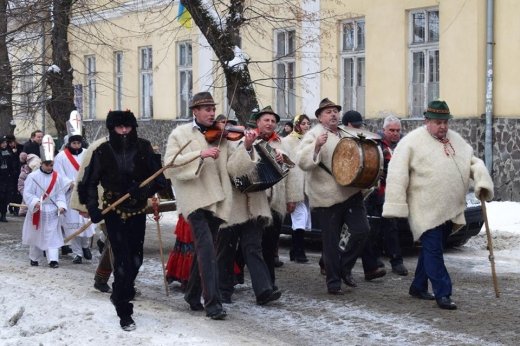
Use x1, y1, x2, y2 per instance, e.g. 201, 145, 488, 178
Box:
332, 138, 361, 186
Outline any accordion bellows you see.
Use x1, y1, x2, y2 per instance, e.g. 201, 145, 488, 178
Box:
232, 141, 293, 193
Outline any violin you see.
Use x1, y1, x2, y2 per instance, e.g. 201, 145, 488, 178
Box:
204, 121, 245, 143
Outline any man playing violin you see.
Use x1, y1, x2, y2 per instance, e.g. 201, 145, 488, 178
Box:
164, 92, 257, 319
296, 98, 373, 295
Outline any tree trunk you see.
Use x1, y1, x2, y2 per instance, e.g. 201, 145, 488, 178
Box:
46, 0, 75, 139
0, 0, 13, 135
181, 0, 258, 125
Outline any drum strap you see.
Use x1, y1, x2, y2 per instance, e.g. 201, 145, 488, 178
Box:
318, 162, 333, 176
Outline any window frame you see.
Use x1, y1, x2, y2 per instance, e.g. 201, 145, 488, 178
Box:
274, 28, 296, 118
20, 61, 34, 111
85, 55, 96, 120
339, 18, 366, 115
408, 8, 440, 117
177, 41, 193, 119
114, 51, 123, 110
139, 46, 153, 119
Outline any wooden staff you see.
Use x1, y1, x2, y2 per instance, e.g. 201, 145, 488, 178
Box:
64, 141, 194, 243
481, 198, 500, 298
152, 195, 169, 296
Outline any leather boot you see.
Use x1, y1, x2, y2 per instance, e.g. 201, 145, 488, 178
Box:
292, 229, 308, 263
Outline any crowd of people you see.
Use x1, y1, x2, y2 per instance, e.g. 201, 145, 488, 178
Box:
5, 95, 495, 331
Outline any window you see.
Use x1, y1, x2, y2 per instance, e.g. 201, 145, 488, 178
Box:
20, 61, 34, 111
409, 9, 439, 117
274, 29, 296, 118
178, 41, 192, 118
74, 84, 83, 117
85, 55, 96, 119
114, 51, 123, 110
139, 46, 153, 118
340, 19, 365, 115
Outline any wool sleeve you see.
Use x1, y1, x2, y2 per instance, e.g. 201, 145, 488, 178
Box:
296, 130, 321, 171
382, 141, 411, 219
470, 156, 494, 201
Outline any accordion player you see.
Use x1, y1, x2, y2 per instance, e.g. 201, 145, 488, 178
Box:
232, 140, 294, 193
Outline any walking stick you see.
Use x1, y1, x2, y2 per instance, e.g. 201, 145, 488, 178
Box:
64, 141, 195, 243
480, 198, 500, 298
152, 194, 169, 296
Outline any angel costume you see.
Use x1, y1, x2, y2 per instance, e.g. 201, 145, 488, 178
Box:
22, 166, 68, 265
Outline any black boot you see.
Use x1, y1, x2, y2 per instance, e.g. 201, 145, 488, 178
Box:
292, 229, 308, 263
0, 212, 7, 222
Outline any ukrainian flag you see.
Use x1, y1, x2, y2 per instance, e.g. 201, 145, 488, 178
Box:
177, 3, 192, 29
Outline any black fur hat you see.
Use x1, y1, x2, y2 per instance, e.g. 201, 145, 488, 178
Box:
106, 110, 138, 131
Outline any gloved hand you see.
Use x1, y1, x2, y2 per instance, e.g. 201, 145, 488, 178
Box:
88, 208, 104, 224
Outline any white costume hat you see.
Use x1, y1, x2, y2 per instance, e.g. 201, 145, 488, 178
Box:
66, 110, 82, 139
40, 134, 55, 161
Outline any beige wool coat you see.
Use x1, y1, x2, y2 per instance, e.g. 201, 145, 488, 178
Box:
164, 123, 255, 223
281, 134, 305, 204
296, 123, 362, 208
263, 137, 289, 216
224, 139, 273, 227
382, 126, 494, 241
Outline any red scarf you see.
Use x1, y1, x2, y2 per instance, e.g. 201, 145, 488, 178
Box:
64, 148, 80, 171
32, 171, 58, 230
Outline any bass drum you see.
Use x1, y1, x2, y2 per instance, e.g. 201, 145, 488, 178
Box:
331, 137, 383, 188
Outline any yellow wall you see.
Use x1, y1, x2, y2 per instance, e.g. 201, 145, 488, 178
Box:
494, 0, 520, 116
68, 0, 517, 122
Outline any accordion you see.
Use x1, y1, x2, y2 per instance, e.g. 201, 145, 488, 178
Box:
232, 141, 294, 193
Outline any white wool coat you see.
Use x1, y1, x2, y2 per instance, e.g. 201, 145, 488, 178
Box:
382, 126, 494, 240
296, 123, 362, 208
164, 123, 254, 222
281, 134, 305, 204
264, 137, 289, 216
225, 139, 273, 227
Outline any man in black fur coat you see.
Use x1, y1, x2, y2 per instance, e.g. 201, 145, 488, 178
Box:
77, 110, 167, 331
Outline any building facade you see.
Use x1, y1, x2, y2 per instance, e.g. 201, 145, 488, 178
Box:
12, 0, 520, 200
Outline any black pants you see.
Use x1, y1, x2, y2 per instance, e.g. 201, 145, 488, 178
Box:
104, 212, 146, 319
262, 210, 282, 285
315, 192, 370, 290
367, 203, 403, 267
185, 209, 223, 315
217, 219, 274, 299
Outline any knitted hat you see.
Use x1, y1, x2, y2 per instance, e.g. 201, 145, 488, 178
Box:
315, 98, 342, 117
106, 110, 138, 131
342, 110, 364, 126
189, 92, 217, 109
424, 100, 452, 119
252, 105, 280, 123
27, 154, 41, 171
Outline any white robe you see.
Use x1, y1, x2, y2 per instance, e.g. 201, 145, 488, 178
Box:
22, 169, 68, 250
54, 149, 95, 238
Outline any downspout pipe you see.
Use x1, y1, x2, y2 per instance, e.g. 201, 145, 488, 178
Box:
484, 0, 494, 173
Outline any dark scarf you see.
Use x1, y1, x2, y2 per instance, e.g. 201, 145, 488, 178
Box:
108, 128, 138, 152
66, 145, 83, 155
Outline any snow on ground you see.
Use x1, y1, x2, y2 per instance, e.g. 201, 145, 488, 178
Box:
1, 201, 519, 345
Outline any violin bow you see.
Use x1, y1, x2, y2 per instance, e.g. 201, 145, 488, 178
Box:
216, 81, 240, 148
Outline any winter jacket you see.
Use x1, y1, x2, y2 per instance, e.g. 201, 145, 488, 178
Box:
382, 126, 494, 240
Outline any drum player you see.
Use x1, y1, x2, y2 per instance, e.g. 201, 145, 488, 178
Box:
340, 110, 389, 284
296, 98, 380, 295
